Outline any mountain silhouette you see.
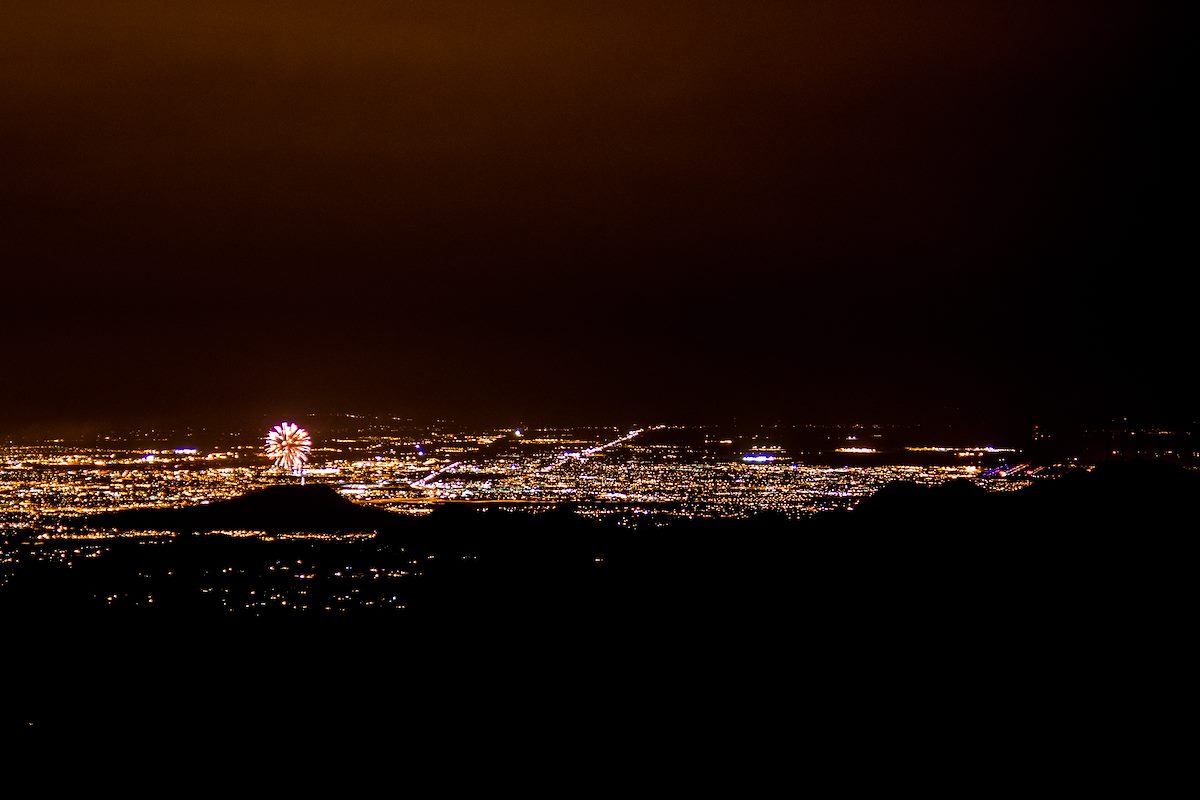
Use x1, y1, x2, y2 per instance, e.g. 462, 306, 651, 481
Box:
77, 483, 406, 534
855, 460, 1195, 528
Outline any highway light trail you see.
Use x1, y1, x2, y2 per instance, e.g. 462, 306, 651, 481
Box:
411, 461, 463, 489
412, 427, 664, 488
538, 426, 663, 473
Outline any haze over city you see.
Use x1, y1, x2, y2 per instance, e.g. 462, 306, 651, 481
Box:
1, 2, 1181, 433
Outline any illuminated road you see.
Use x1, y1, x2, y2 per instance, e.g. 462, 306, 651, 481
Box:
411, 460, 464, 489
537, 425, 663, 473
409, 426, 665, 489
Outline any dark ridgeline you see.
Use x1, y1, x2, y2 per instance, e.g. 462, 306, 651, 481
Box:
79, 483, 406, 534
3, 461, 1189, 753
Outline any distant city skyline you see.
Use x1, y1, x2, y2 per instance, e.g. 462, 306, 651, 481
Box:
0, 418, 1060, 528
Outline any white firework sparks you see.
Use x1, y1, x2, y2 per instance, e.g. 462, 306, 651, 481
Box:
265, 422, 312, 474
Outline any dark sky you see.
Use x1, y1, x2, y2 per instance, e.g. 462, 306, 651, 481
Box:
1, 1, 1180, 431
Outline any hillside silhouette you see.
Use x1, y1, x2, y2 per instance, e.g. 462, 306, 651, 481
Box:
78, 483, 408, 534
855, 459, 1195, 527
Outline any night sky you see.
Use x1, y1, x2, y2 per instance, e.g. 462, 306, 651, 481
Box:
1, 2, 1179, 432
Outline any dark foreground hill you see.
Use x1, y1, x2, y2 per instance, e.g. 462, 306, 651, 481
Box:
4, 461, 1192, 746
855, 458, 1196, 527
76, 483, 408, 534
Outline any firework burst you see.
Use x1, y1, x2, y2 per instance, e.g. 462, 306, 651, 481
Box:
265, 422, 312, 475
